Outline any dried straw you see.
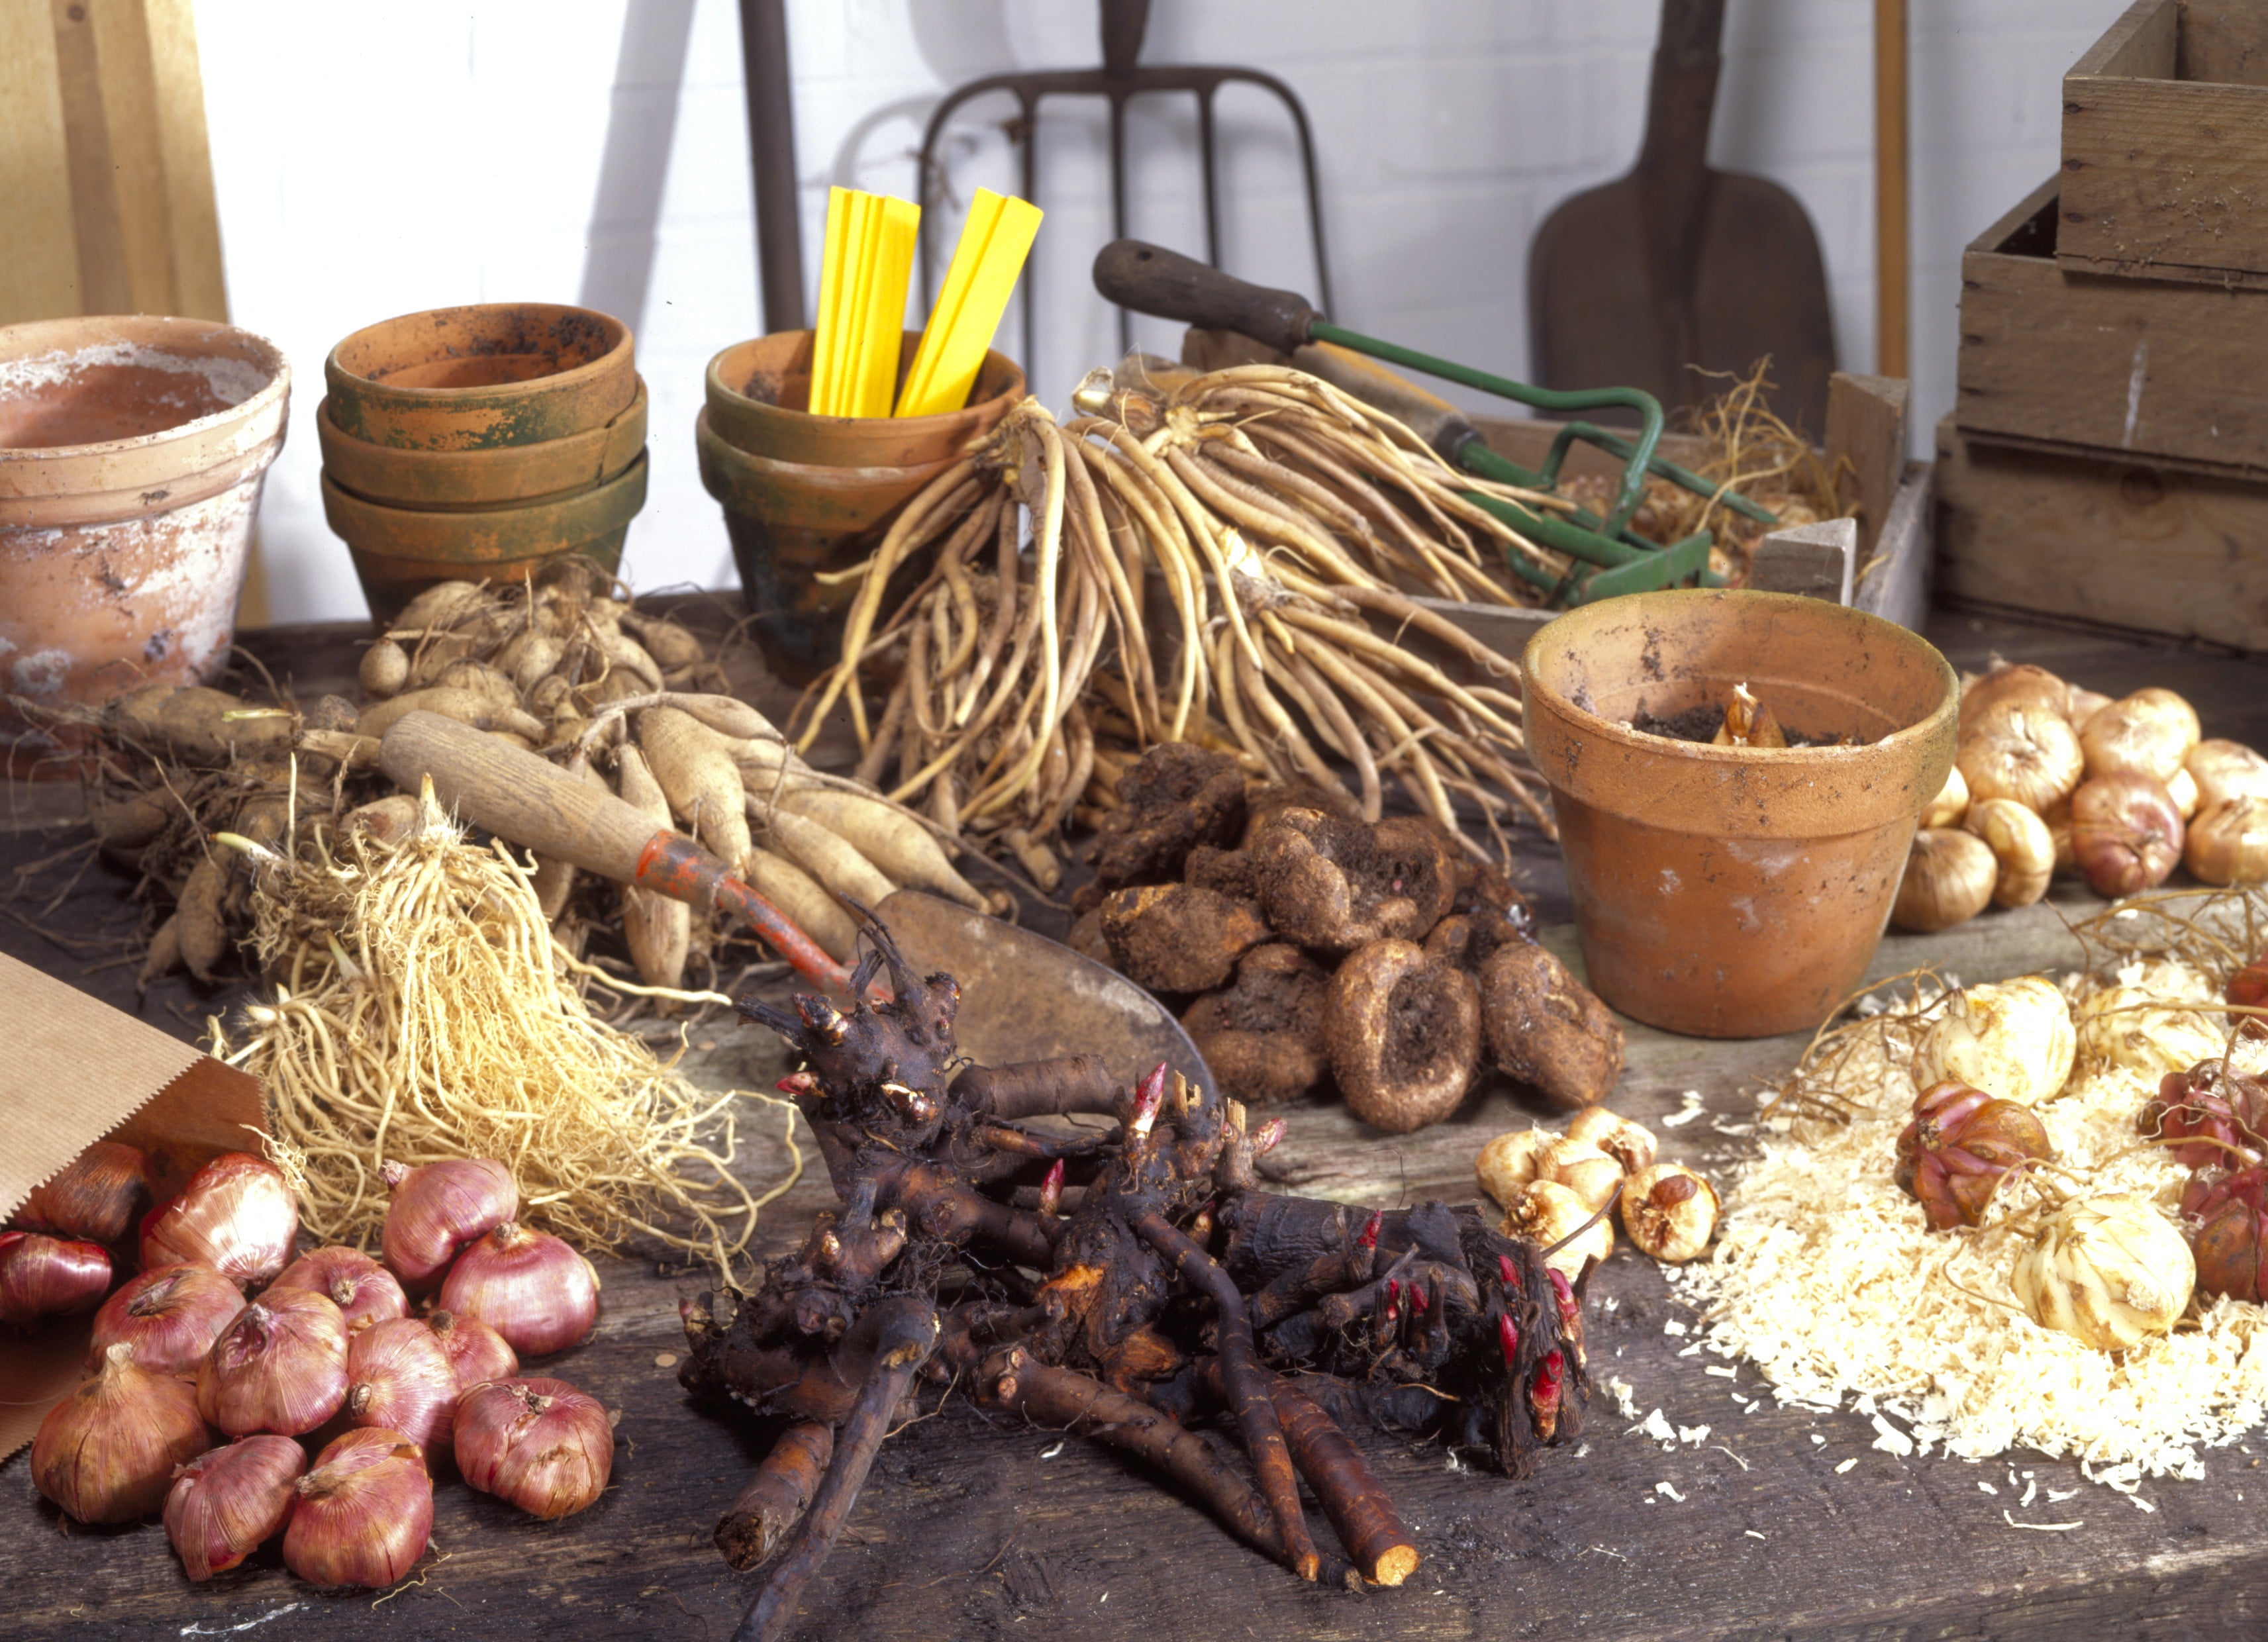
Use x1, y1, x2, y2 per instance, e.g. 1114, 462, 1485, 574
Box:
210, 784, 800, 1278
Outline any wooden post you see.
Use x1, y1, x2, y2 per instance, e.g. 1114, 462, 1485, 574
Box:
1875, 0, 1908, 379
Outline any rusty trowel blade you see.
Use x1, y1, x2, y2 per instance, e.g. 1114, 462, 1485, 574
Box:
875, 890, 1212, 1092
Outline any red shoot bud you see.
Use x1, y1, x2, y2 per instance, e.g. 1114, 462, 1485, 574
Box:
1497, 1314, 1519, 1367
1409, 1282, 1428, 1316
1130, 1063, 1169, 1135
1547, 1267, 1576, 1322
1384, 1279, 1401, 1317
1536, 1348, 1564, 1394
1357, 1210, 1383, 1250
775, 1071, 818, 1096
1497, 1253, 1520, 1290
1251, 1118, 1286, 1155
1038, 1159, 1065, 1216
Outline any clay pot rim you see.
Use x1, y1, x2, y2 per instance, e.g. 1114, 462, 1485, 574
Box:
694, 408, 960, 486
703, 330, 1026, 438
324, 303, 632, 408
320, 446, 648, 536
316, 376, 646, 464
315, 380, 646, 509
0, 315, 290, 466
1520, 589, 1959, 769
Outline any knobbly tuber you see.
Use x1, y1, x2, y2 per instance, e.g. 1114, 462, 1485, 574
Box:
1324, 939, 1483, 1132
1252, 808, 1457, 955
686, 913, 1591, 1639
1182, 943, 1331, 1105
1087, 740, 1247, 893
1099, 882, 1270, 993
1479, 942, 1626, 1111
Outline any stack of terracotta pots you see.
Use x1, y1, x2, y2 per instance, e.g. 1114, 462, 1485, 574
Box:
696, 329, 1022, 681
319, 303, 646, 620
0, 314, 291, 761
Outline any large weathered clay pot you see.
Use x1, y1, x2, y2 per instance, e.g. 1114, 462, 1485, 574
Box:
698, 330, 1022, 680
0, 315, 289, 722
324, 304, 634, 452
316, 378, 646, 511
323, 450, 648, 622
1521, 589, 1959, 1038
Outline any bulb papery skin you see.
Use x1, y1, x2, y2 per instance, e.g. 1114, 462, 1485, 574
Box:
15, 1140, 154, 1244
2010, 1193, 2194, 1351
437, 1222, 599, 1358
164, 1434, 305, 1581
1563, 1107, 1659, 1177
345, 1318, 460, 1453
1912, 975, 2075, 1106
2232, 957, 2268, 1043
31, 1343, 211, 1523
381, 1158, 518, 1289
1957, 706, 2085, 813
1965, 797, 2055, 908
2183, 1167, 2268, 1302
2188, 739, 2268, 810
1619, 1164, 1719, 1262
197, 1290, 350, 1436
2080, 687, 2200, 785
283, 1428, 433, 1588
2141, 1061, 2268, 1170
1961, 663, 2071, 732
2185, 796, 2268, 887
425, 1309, 520, 1386
2077, 985, 2226, 1080
1534, 1138, 1622, 1214
0, 1230, 112, 1327
2069, 772, 2185, 898
1891, 828, 1996, 933
1499, 1180, 1613, 1280
269, 1247, 409, 1333
1895, 1081, 2053, 1231
140, 1153, 297, 1286
90, 1261, 244, 1375
1474, 1129, 1552, 1210
453, 1377, 614, 1520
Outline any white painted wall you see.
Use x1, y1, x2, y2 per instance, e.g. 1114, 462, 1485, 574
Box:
193, 0, 2124, 625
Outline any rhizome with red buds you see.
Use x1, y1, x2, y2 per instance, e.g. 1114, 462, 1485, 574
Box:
682, 913, 1591, 1637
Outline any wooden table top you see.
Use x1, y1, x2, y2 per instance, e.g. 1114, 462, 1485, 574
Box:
3, 608, 2263, 1641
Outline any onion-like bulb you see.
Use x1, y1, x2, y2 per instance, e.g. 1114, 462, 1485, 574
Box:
2079, 687, 2200, 785
14, 1140, 153, 1244
1920, 761, 1969, 830
269, 1247, 408, 1333
1959, 662, 2069, 731
1563, 1106, 1659, 1177
0, 1230, 111, 1327
1498, 1179, 1612, 1280
31, 1343, 210, 1523
164, 1435, 305, 1580
2066, 685, 2114, 732
1957, 706, 2084, 812
2168, 765, 2200, 821
1891, 828, 1996, 933
438, 1222, 599, 1357
197, 1289, 349, 1436
1963, 797, 2055, 908
140, 1152, 297, 1286
1895, 1081, 2053, 1230
425, 1308, 519, 1386
283, 1428, 433, 1588
2069, 772, 2185, 896
2185, 796, 2268, 887
2232, 957, 2268, 1043
1618, 1163, 1719, 1262
90, 1261, 244, 1375
345, 1318, 460, 1453
381, 1158, 517, 1289
454, 1377, 614, 1519
2011, 1192, 2193, 1351
2189, 739, 2268, 809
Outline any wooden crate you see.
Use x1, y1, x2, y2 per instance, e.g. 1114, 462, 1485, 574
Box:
1934, 414, 2268, 653
2060, 0, 2268, 289
1957, 177, 2268, 479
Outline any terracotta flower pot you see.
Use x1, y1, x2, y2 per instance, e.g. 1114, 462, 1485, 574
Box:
324, 303, 634, 452
316, 377, 646, 511
698, 330, 1023, 680
1520, 589, 1959, 1039
323, 450, 648, 622
0, 314, 289, 723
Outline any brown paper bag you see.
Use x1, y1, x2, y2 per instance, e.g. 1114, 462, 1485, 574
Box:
0, 949, 263, 1459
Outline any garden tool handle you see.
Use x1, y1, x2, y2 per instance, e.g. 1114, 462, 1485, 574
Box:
1289, 341, 1487, 466
376, 710, 850, 991
1093, 239, 1322, 355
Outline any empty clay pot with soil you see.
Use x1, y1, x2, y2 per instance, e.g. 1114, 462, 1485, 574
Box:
324, 303, 634, 452
698, 330, 1023, 681
1521, 589, 1958, 1038
0, 314, 290, 736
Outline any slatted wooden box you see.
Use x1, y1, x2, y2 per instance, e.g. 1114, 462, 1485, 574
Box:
2061, 0, 2268, 289
1957, 177, 2268, 479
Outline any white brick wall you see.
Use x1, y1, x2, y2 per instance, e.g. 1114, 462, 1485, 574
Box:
193, 0, 2126, 623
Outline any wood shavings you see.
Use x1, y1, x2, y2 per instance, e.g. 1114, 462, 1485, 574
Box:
1835, 1457, 1858, 1474
2004, 1511, 2083, 1531
1677, 896, 2268, 1493
1655, 1481, 1685, 1502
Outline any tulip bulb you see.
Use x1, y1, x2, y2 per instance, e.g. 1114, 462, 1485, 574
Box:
2185, 797, 2268, 887
1619, 1164, 1718, 1263
1912, 975, 2075, 1106
1532, 1137, 1623, 1214
31, 1343, 210, 1523
0, 1230, 111, 1327
2011, 1193, 2193, 1351
283, 1428, 433, 1588
2187, 740, 2268, 810
269, 1247, 409, 1333
345, 1318, 460, 1453
2079, 687, 2200, 785
1499, 1180, 1612, 1280
454, 1376, 615, 1519
1563, 1106, 1659, 1177
1895, 1081, 2052, 1230
1920, 762, 1969, 830
1957, 706, 2084, 813
90, 1261, 243, 1375
13, 1140, 153, 1244
1963, 797, 2055, 908
2069, 772, 2185, 897
197, 1290, 350, 1436
380, 1157, 518, 1289
1961, 662, 2071, 732
1474, 1129, 1552, 1210
424, 1308, 519, 1387
165, 1435, 305, 1580
437, 1222, 599, 1358
2065, 685, 2114, 732
1891, 828, 1997, 934
140, 1152, 297, 1286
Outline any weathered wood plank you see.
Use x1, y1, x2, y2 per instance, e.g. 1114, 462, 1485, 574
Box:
1824, 371, 1907, 563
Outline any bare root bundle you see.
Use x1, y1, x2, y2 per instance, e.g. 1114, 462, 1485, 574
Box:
211, 786, 801, 1275
797, 369, 1558, 864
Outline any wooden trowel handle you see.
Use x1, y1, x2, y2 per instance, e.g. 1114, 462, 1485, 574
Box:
1290, 341, 1485, 465
1093, 240, 1322, 354
377, 710, 850, 991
